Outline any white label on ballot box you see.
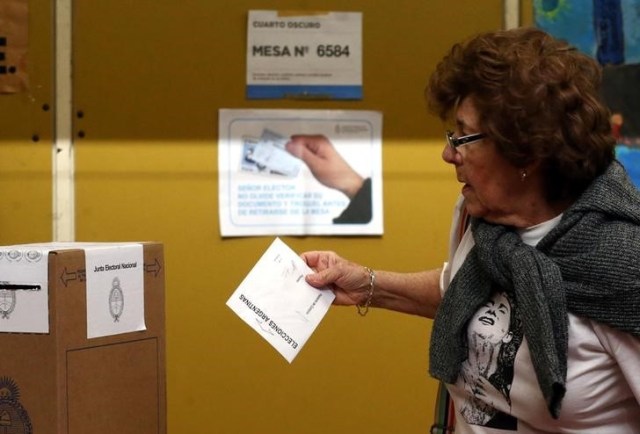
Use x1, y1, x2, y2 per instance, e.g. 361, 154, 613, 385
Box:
0, 245, 51, 333
84, 243, 145, 338
0, 242, 145, 337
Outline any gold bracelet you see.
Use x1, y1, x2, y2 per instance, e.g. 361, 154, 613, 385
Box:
357, 266, 376, 316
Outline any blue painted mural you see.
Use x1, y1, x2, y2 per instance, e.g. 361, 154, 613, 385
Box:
535, 0, 640, 187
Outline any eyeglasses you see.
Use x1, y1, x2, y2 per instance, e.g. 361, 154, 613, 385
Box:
446, 130, 486, 149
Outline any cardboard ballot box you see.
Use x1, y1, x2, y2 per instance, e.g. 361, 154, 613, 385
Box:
0, 242, 166, 434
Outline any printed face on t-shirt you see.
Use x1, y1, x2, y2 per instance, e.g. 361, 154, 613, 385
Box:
469, 292, 513, 345
460, 291, 522, 430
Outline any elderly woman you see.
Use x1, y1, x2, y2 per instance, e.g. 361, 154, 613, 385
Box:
295, 28, 640, 433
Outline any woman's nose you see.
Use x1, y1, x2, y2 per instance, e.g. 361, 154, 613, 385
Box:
442, 143, 458, 164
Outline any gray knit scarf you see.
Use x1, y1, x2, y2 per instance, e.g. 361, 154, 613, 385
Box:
429, 160, 640, 419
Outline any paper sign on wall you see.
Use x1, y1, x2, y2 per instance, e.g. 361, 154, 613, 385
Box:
0, 0, 29, 93
218, 108, 384, 237
246, 10, 362, 99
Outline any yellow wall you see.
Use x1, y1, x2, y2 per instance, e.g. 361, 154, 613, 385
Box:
2, 1, 532, 433
0, 1, 52, 244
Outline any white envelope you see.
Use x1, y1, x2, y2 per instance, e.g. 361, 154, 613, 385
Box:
226, 237, 335, 362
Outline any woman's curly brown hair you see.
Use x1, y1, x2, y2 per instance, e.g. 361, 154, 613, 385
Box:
426, 27, 616, 202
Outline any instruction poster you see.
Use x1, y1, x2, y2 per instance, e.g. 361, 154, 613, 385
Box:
246, 10, 362, 99
218, 109, 383, 237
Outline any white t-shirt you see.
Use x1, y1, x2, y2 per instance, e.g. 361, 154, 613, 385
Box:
439, 197, 640, 433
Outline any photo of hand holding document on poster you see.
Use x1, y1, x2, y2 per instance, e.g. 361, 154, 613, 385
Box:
218, 109, 383, 236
